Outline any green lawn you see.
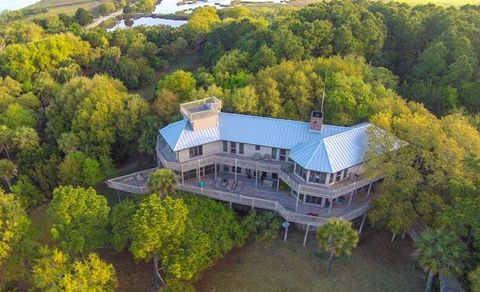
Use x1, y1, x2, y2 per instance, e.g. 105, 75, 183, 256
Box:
194, 226, 426, 292
26, 0, 109, 19
392, 0, 480, 6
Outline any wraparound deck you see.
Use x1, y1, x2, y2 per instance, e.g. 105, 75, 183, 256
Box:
106, 168, 378, 227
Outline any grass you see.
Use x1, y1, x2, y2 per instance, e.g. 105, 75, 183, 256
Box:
391, 0, 480, 6
194, 224, 426, 292
26, 0, 109, 19
28, 204, 53, 245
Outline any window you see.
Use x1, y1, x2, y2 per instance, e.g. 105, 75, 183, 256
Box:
335, 171, 342, 182
232, 166, 242, 173
230, 142, 236, 154
239, 143, 244, 154
223, 141, 228, 152
309, 171, 327, 184
279, 149, 287, 161
329, 173, 334, 184
343, 169, 348, 179
305, 195, 322, 205
223, 165, 229, 172
294, 164, 307, 181
255, 145, 261, 150
271, 148, 277, 160
272, 173, 278, 179
189, 145, 203, 158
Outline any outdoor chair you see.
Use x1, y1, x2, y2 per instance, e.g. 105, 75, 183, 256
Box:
235, 180, 243, 191
214, 177, 222, 188
226, 178, 234, 190
221, 178, 228, 187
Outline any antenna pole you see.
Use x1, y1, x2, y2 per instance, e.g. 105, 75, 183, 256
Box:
321, 70, 327, 112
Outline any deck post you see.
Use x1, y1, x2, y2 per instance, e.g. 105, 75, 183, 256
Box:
303, 224, 310, 247
275, 201, 278, 214
348, 190, 355, 208
276, 175, 280, 192
197, 160, 201, 183
116, 190, 121, 203
359, 212, 367, 233
229, 200, 232, 209
283, 225, 289, 242
234, 158, 238, 185
251, 198, 255, 210
328, 198, 333, 215
255, 161, 258, 189
295, 190, 299, 212
366, 182, 373, 198
214, 163, 217, 180
180, 164, 184, 185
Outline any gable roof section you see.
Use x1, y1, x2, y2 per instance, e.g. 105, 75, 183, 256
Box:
160, 112, 349, 151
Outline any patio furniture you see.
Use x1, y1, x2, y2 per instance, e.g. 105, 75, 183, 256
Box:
263, 179, 274, 188
214, 177, 222, 188
254, 153, 262, 160
226, 178, 234, 190
235, 180, 243, 191
221, 178, 228, 187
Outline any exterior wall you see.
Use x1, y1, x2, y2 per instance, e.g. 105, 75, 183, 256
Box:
176, 140, 290, 163
177, 141, 222, 162
190, 115, 219, 131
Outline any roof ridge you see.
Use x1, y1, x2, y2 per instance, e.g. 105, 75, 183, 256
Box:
304, 141, 325, 168
220, 112, 349, 129
323, 122, 371, 142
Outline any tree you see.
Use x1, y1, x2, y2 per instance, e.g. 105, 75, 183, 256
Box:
157, 70, 196, 101
11, 175, 44, 209
74, 8, 94, 26
0, 159, 17, 190
58, 151, 107, 187
241, 211, 281, 246
32, 247, 117, 291
46, 75, 149, 159
48, 186, 110, 255
110, 199, 137, 252
187, 7, 220, 34
148, 168, 177, 198
316, 218, 359, 272
469, 266, 480, 292
0, 189, 30, 266
152, 89, 180, 123
416, 229, 465, 292
130, 195, 188, 289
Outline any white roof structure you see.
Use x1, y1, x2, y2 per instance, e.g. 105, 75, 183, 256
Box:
159, 112, 402, 173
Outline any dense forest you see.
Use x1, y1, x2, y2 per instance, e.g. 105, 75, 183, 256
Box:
1, 0, 480, 290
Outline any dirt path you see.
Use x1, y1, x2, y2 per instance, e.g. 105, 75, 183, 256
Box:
86, 9, 123, 28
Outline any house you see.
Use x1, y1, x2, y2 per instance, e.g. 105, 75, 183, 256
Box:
108, 97, 403, 229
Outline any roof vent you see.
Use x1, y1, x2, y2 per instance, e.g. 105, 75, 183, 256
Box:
310, 111, 323, 131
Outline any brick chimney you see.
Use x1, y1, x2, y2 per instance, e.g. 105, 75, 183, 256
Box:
309, 111, 323, 131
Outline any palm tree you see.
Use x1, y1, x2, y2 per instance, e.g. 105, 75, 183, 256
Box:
148, 168, 177, 198
316, 218, 359, 272
0, 159, 17, 190
416, 229, 465, 292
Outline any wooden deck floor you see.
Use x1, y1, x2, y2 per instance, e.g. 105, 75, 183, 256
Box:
184, 173, 373, 218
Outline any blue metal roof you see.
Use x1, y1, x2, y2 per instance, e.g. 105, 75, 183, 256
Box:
159, 113, 400, 173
